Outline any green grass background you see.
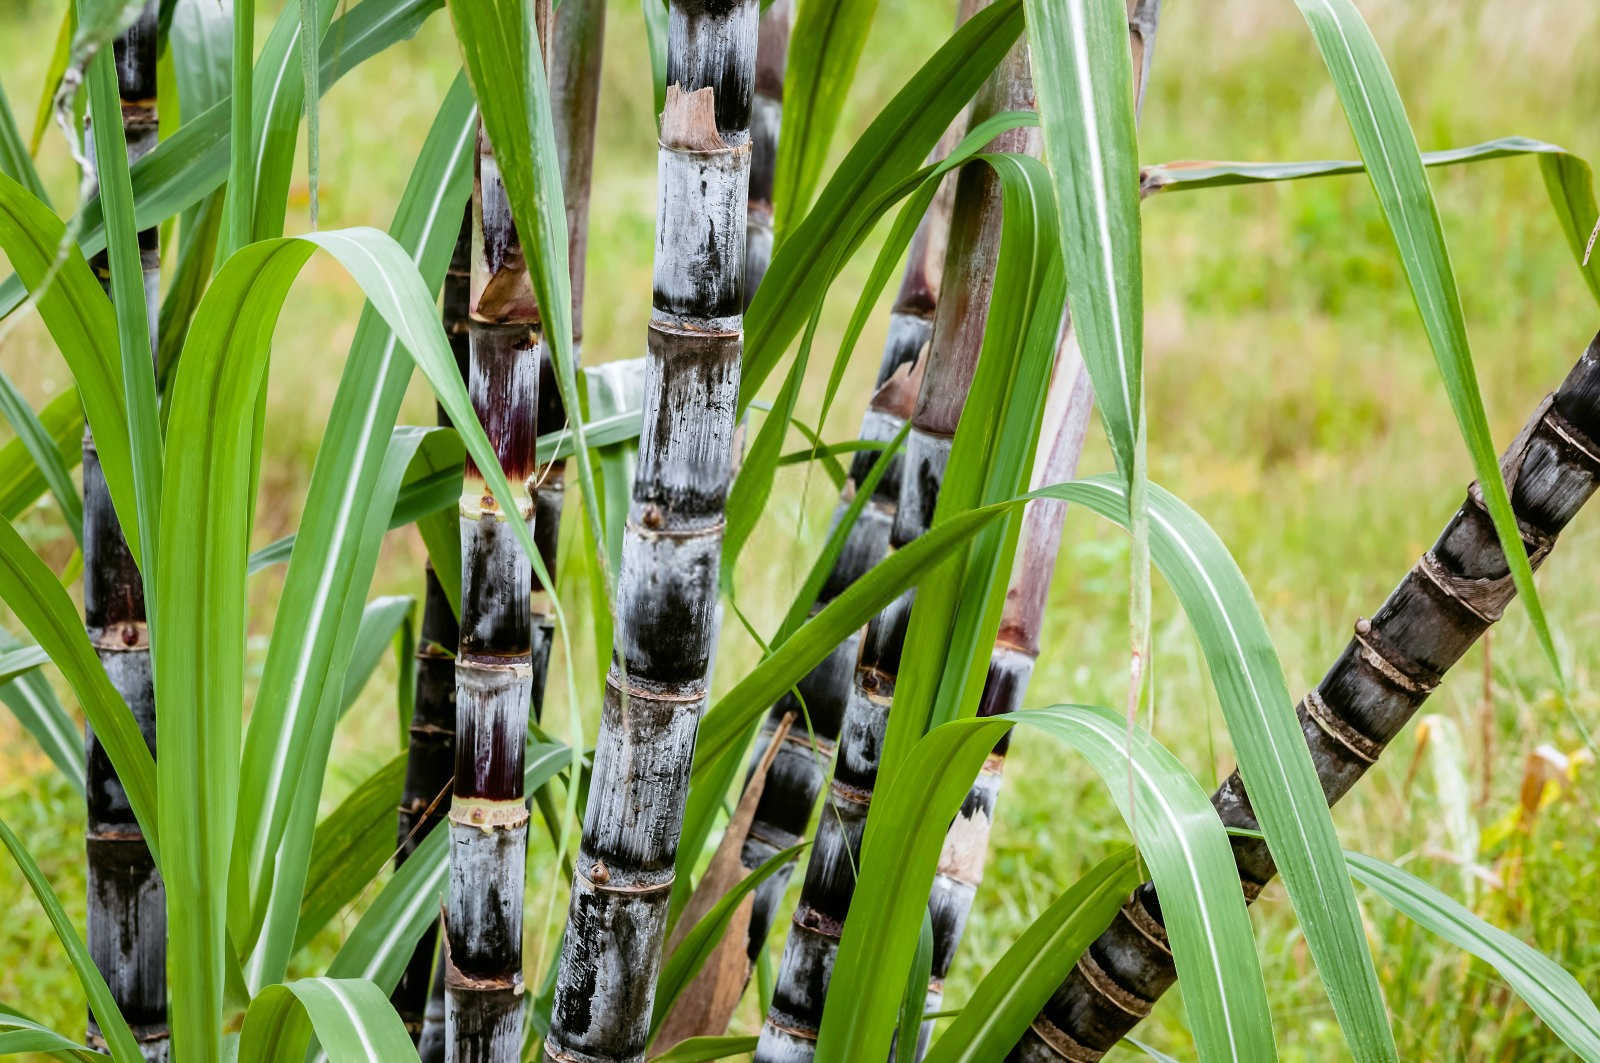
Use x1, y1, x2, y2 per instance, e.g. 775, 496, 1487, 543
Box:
2, 0, 1599, 1058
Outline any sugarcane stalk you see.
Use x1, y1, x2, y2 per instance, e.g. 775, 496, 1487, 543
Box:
394, 208, 472, 1057
82, 4, 165, 1059
737, 132, 963, 966
754, 17, 1040, 1059
917, 6, 1162, 1053
1012, 329, 1600, 1062
545, 3, 759, 1059
744, 0, 792, 302
445, 0, 552, 1039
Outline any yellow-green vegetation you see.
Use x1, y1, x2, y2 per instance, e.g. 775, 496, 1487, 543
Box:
1, 0, 1596, 1058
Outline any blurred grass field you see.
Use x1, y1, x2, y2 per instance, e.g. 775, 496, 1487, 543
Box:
3, 0, 1599, 1057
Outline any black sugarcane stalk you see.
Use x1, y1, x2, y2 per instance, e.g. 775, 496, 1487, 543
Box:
1013, 330, 1600, 1062
395, 207, 472, 1058
744, 0, 792, 302
754, 14, 1040, 1059
737, 136, 963, 966
919, 6, 1162, 1052
82, 4, 165, 1059
445, 2, 552, 1048
545, 3, 760, 1060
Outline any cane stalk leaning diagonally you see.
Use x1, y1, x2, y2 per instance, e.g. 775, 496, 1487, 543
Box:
1012, 330, 1600, 1062
445, 3, 552, 1058
920, 3, 1162, 1053
755, 14, 1040, 1060
81, 3, 166, 1059
546, 2, 760, 1060
395, 207, 470, 1059
744, 0, 792, 301
738, 121, 963, 966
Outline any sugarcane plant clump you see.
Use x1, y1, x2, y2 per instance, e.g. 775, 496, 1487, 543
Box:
0, 2, 1596, 1062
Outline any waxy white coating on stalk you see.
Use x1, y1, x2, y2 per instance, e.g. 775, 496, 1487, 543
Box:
548, 3, 758, 1059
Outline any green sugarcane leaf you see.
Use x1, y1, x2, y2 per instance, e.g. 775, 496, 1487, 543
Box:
84, 26, 163, 621
227, 83, 471, 987
1025, 0, 1151, 748
300, 0, 321, 229
28, 7, 74, 155
0, 366, 81, 541
0, 390, 82, 521
0, 627, 86, 793
0, 0, 447, 322
0, 81, 48, 205
294, 753, 407, 951
1141, 135, 1600, 309
922, 848, 1139, 1063
647, 1035, 759, 1063
222, 0, 254, 255
1290, 0, 1557, 694
884, 151, 1066, 776
817, 706, 1273, 1063
641, 0, 668, 123
170, 0, 234, 120
742, 0, 1025, 409
650, 841, 809, 1039
1346, 851, 1600, 1061
394, 603, 416, 746
446, 0, 607, 601
895, 911, 934, 1059
237, 978, 418, 1063
771, 0, 881, 243
338, 596, 416, 718
0, 173, 141, 565
244, 0, 338, 244
0, 642, 48, 683
0, 1004, 100, 1061
0, 815, 144, 1063
326, 742, 571, 986
0, 515, 156, 843
1062, 474, 1393, 1061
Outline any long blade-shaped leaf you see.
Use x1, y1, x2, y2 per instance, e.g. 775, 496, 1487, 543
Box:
1290, 0, 1557, 686
237, 978, 418, 1063
84, 26, 163, 619
0, 365, 81, 539
294, 753, 407, 952
770, 0, 881, 241
227, 80, 472, 983
0, 80, 48, 203
817, 706, 1272, 1063
0, 389, 82, 520
1347, 851, 1600, 1061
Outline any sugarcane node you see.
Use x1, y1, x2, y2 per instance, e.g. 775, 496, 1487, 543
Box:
765, 1015, 820, 1043
1416, 548, 1514, 624
1119, 894, 1171, 956
589, 860, 609, 884
661, 84, 729, 153
1541, 394, 1600, 467
794, 904, 843, 938
1028, 1015, 1104, 1063
828, 778, 873, 807
1075, 949, 1154, 1019
1353, 623, 1439, 696
1302, 687, 1384, 765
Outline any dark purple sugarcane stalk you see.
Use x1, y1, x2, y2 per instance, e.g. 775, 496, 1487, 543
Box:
545, 3, 760, 1060
444, 7, 552, 1056
82, 4, 166, 1058
754, 8, 1042, 1057
744, 0, 792, 302
1013, 332, 1600, 1060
